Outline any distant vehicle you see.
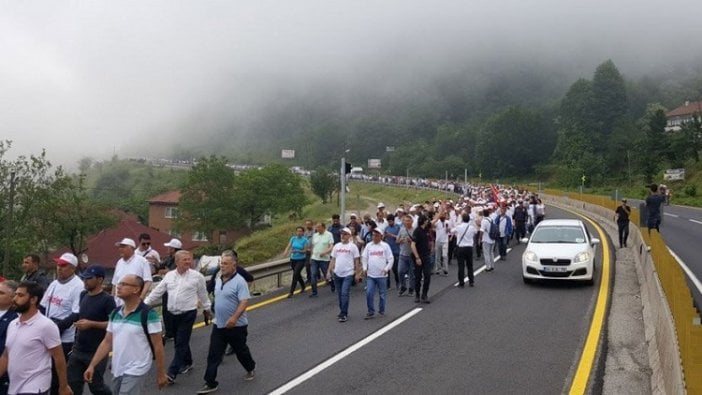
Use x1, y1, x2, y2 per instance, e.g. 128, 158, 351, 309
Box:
521, 219, 599, 285
350, 167, 364, 175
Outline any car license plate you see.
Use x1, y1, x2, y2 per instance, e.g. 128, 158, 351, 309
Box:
542, 266, 568, 272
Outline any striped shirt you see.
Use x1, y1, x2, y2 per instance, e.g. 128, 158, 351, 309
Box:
107, 304, 161, 377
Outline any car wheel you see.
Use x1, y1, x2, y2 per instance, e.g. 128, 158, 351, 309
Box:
523, 276, 533, 284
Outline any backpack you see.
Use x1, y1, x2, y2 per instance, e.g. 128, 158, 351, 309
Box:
110, 302, 155, 360
488, 218, 500, 240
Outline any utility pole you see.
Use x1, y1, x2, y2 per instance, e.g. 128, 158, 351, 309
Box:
340, 156, 346, 224
464, 168, 467, 185
3, 171, 15, 277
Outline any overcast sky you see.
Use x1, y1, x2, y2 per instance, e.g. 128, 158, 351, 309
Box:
2, 0, 701, 167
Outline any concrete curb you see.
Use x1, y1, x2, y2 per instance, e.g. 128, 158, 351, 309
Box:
542, 194, 684, 394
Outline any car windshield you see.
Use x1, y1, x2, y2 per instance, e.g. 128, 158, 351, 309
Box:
530, 225, 586, 244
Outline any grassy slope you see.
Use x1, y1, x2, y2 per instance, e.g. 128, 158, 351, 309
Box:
235, 182, 457, 265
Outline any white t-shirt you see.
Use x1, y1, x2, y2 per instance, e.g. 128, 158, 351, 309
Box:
361, 241, 394, 278
331, 242, 360, 277
40, 275, 84, 343
112, 254, 152, 305
480, 217, 495, 244
453, 222, 478, 247
434, 219, 450, 243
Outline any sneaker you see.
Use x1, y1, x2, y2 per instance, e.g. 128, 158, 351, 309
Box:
197, 384, 218, 394
398, 287, 406, 296
179, 364, 193, 374
469, 282, 475, 287
458, 283, 465, 288
379, 311, 385, 316
443, 270, 448, 276
364, 313, 375, 320
408, 289, 414, 296
166, 375, 176, 385
414, 296, 420, 303
243, 371, 256, 381
309, 292, 318, 298
286, 293, 293, 299
338, 315, 348, 323
421, 296, 430, 304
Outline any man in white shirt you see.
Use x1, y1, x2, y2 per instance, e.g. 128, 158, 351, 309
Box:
112, 238, 152, 303
136, 233, 161, 275
326, 228, 361, 323
361, 229, 393, 319
480, 209, 496, 272
40, 252, 84, 394
145, 250, 211, 383
432, 210, 450, 276
453, 213, 478, 287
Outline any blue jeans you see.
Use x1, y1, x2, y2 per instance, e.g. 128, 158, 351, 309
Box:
333, 274, 354, 317
366, 277, 388, 315
310, 259, 330, 294
398, 255, 415, 290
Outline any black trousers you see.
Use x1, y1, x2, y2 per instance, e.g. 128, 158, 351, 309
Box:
290, 259, 306, 294
169, 310, 197, 378
447, 237, 457, 263
67, 349, 111, 395
204, 325, 256, 388
414, 254, 432, 298
617, 221, 629, 247
51, 342, 73, 395
515, 221, 527, 241
388, 253, 399, 288
456, 246, 474, 285
474, 234, 482, 257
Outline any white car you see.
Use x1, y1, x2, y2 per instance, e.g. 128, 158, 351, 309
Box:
521, 219, 599, 285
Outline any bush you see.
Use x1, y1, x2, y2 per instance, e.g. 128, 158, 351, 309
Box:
684, 184, 697, 197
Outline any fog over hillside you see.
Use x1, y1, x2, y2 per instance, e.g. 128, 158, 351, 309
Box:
2, 0, 701, 167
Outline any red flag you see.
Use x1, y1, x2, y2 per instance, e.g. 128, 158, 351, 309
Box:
490, 184, 500, 204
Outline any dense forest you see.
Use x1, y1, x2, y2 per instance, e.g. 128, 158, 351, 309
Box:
176, 60, 702, 188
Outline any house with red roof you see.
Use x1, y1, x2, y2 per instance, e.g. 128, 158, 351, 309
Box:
147, 190, 247, 248
666, 100, 702, 132
50, 217, 188, 274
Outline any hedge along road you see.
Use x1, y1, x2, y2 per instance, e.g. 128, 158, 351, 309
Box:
139, 205, 611, 394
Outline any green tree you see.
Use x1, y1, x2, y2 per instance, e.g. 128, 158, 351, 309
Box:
35, 173, 117, 257
234, 164, 307, 227
475, 106, 555, 178
635, 104, 668, 182
310, 167, 337, 204
591, 60, 628, 149
176, 156, 239, 240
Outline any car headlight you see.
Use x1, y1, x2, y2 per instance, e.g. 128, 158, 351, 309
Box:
523, 251, 538, 263
574, 251, 591, 264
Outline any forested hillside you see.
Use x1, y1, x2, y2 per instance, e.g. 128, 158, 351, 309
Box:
192, 60, 702, 188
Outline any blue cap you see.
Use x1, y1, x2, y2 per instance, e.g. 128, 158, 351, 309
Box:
80, 264, 106, 279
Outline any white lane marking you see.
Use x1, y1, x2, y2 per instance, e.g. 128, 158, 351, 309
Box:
453, 246, 511, 286
690, 219, 702, 225
664, 213, 679, 218
269, 308, 423, 395
667, 248, 702, 295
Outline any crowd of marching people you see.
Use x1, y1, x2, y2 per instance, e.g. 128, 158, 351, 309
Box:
284, 184, 547, 321
0, 182, 545, 395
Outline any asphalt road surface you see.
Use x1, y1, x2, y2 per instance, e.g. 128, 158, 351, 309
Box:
87, 205, 609, 395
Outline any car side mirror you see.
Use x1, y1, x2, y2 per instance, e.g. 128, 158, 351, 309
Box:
591, 238, 600, 246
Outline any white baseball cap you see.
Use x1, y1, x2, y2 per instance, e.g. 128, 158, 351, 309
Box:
377, 202, 385, 208
164, 238, 183, 249
54, 252, 78, 267
115, 238, 136, 248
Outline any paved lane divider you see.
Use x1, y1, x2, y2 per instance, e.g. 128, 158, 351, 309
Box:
566, 211, 612, 395
268, 307, 424, 395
